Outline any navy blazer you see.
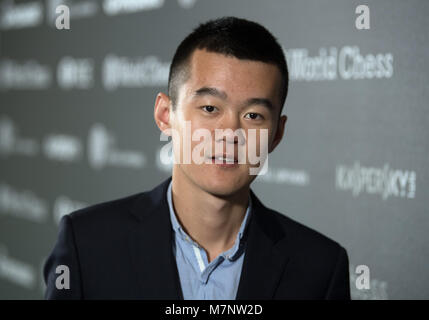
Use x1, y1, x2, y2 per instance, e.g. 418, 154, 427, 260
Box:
44, 176, 351, 299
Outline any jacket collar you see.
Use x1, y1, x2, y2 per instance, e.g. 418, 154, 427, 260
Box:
129, 176, 291, 299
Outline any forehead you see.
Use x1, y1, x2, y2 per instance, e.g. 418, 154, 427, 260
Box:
182, 49, 282, 107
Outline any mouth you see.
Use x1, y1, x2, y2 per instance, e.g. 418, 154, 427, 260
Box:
208, 154, 239, 165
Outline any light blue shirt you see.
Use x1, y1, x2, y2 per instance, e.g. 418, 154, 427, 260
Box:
166, 181, 252, 300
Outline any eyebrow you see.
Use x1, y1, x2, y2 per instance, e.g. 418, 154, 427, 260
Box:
192, 86, 275, 111
193, 87, 227, 100
245, 97, 274, 111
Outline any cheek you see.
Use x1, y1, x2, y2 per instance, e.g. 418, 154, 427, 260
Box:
245, 128, 271, 156
171, 123, 212, 162
262, 122, 278, 151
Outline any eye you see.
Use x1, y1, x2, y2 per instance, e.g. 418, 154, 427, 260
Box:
201, 105, 218, 113
244, 112, 263, 120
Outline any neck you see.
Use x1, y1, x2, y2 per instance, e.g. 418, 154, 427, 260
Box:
171, 167, 250, 262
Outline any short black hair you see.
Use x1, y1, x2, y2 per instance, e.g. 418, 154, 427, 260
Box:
167, 16, 289, 115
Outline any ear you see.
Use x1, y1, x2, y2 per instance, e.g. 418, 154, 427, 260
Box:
269, 115, 287, 153
154, 92, 172, 134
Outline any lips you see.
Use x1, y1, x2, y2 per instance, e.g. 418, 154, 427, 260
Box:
209, 154, 238, 163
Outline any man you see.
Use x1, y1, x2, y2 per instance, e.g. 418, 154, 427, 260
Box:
44, 16, 350, 300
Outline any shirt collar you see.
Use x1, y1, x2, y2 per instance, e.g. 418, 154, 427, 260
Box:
167, 180, 252, 261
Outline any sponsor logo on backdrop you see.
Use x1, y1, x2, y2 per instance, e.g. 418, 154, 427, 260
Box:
87, 123, 147, 170
102, 54, 170, 90
0, 59, 52, 90
0, 245, 37, 289
0, 0, 43, 30
57, 57, 94, 89
53, 196, 88, 225
102, 0, 197, 14
0, 0, 98, 29
0, 0, 197, 29
0, 116, 39, 157
102, 0, 164, 15
336, 162, 416, 200
43, 134, 83, 162
0, 183, 49, 223
285, 46, 393, 81
255, 167, 310, 186
0, 117, 148, 168
350, 264, 388, 300
47, 0, 98, 26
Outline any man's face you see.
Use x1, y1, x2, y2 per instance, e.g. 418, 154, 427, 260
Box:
167, 49, 286, 197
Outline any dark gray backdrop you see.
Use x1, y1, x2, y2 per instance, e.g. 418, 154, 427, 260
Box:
0, 0, 428, 299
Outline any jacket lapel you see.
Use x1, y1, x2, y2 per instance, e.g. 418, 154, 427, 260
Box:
235, 190, 291, 299
128, 176, 183, 299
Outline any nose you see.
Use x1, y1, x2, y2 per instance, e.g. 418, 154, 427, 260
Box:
215, 112, 245, 146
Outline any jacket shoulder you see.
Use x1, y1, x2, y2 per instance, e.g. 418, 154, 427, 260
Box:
263, 206, 344, 253
66, 191, 145, 231
258, 207, 350, 300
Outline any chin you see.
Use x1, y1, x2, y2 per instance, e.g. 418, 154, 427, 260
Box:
199, 171, 251, 197
178, 164, 253, 197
